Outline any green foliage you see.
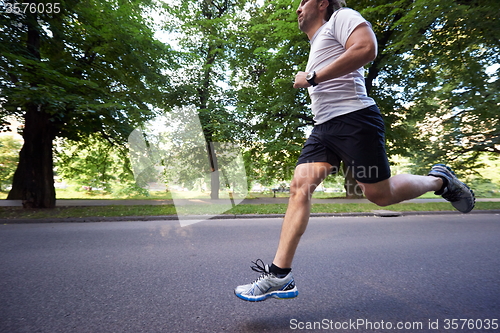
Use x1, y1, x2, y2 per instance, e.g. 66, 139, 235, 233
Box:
163, 0, 249, 143
231, 0, 311, 183
0, 135, 22, 191
355, 0, 500, 173
0, 0, 176, 143
1, 0, 178, 206
55, 134, 147, 197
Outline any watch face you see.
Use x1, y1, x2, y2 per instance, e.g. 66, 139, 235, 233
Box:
306, 72, 314, 80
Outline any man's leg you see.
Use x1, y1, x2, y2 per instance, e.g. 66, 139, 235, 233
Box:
273, 162, 333, 269
358, 174, 442, 207
234, 162, 332, 301
358, 165, 475, 213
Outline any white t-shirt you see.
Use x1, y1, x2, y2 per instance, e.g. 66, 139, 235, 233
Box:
305, 8, 376, 125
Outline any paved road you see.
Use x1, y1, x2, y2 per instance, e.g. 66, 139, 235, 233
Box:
1, 214, 499, 333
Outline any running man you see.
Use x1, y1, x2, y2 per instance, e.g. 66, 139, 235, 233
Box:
234, 0, 475, 302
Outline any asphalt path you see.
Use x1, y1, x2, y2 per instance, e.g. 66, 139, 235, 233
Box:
1, 214, 499, 333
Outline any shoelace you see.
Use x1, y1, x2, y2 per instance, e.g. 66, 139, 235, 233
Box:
250, 259, 273, 283
250, 259, 268, 274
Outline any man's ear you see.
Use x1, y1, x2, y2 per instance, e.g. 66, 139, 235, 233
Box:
318, 0, 328, 11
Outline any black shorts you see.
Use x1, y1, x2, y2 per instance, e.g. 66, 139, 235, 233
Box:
297, 105, 391, 184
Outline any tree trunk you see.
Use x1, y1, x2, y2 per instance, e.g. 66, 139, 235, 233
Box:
198, 42, 220, 200
198, 1, 230, 200
6, 8, 57, 208
207, 142, 220, 200
7, 106, 57, 208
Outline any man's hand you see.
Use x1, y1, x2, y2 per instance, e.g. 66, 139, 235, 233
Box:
293, 71, 310, 89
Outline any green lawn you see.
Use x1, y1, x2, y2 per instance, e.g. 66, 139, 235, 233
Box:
1, 202, 499, 220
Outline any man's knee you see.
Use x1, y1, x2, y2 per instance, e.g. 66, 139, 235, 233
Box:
358, 180, 393, 207
290, 163, 332, 200
365, 193, 392, 207
289, 179, 314, 202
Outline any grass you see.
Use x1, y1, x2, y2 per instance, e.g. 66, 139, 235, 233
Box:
1, 201, 499, 220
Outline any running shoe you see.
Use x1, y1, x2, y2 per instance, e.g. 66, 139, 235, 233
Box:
234, 259, 298, 302
428, 164, 475, 213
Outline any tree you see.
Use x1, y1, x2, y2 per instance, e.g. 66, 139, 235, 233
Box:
231, 0, 312, 186
396, 0, 500, 176
354, 0, 499, 176
1, 0, 176, 207
163, 0, 250, 199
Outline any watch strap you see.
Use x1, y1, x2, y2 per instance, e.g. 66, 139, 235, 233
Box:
306, 71, 318, 87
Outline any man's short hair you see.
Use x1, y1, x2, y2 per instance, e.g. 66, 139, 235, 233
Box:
321, 0, 346, 21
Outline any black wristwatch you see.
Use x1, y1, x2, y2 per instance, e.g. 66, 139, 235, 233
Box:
306, 71, 318, 87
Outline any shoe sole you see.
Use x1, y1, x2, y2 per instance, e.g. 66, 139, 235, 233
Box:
234, 289, 299, 302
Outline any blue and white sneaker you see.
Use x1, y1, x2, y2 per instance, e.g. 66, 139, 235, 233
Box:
234, 260, 298, 302
428, 164, 475, 213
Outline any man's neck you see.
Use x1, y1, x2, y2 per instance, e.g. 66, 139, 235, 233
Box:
306, 19, 327, 40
